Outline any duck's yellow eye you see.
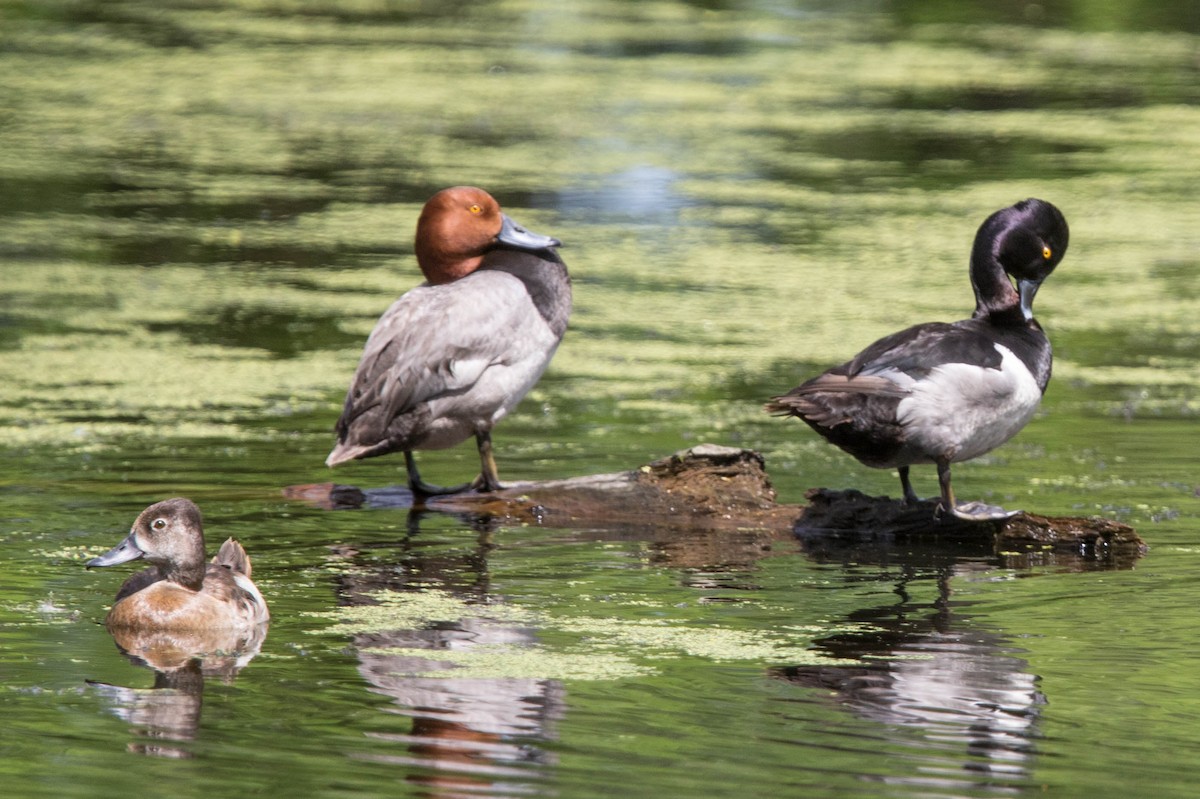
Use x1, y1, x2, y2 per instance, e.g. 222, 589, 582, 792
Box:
468, 204, 483, 215
1042, 246, 1052, 260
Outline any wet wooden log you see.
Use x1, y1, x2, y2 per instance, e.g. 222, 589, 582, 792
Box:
794, 486, 1146, 569
427, 443, 802, 532
286, 444, 796, 529
284, 443, 1146, 567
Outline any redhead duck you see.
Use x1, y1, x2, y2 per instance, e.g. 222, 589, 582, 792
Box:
87, 498, 269, 630
325, 186, 571, 495
766, 199, 1069, 521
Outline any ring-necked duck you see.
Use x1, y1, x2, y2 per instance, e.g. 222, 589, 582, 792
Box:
87, 498, 269, 630
325, 186, 571, 496
766, 198, 1069, 521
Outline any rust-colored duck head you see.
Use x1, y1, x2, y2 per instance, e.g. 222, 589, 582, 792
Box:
413, 186, 560, 285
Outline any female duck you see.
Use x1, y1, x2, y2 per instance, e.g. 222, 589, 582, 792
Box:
766, 199, 1069, 521
87, 498, 269, 630
325, 186, 571, 495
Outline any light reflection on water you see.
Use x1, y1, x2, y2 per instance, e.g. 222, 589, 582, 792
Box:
330, 525, 563, 796
293, 510, 1084, 798
550, 165, 691, 224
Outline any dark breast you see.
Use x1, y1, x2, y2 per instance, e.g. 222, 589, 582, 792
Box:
985, 319, 1052, 392
114, 566, 164, 603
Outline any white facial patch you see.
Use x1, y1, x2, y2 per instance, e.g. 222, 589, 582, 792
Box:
896, 343, 1043, 463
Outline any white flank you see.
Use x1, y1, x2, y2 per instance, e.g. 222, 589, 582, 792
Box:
896, 344, 1043, 463
232, 572, 271, 625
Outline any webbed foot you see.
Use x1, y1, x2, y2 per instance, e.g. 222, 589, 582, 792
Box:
469, 473, 503, 493
947, 501, 1020, 522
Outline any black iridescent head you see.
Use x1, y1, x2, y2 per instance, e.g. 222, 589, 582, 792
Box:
972, 198, 1069, 320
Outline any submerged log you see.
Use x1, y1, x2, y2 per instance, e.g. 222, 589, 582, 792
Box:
284, 443, 1146, 568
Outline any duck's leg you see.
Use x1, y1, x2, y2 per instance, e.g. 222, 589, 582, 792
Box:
935, 458, 1019, 522
934, 459, 957, 517
404, 451, 471, 497
897, 466, 921, 506
470, 431, 503, 492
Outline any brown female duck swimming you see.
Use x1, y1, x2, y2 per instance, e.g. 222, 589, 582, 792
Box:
87, 498, 269, 631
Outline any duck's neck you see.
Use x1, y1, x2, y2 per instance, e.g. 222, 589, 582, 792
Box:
969, 240, 1020, 321
162, 551, 207, 591
415, 247, 484, 285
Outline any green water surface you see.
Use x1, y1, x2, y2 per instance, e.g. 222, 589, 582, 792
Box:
2, 0, 1200, 797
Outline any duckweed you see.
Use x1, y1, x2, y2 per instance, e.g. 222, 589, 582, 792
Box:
308, 587, 856, 681
2, 2, 1200, 454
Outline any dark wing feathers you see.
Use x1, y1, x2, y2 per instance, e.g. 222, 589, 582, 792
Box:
843, 321, 1002, 379
765, 373, 908, 423
766, 320, 1002, 465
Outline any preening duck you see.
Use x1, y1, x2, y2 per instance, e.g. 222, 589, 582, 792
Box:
765, 198, 1069, 521
325, 186, 571, 495
87, 498, 270, 631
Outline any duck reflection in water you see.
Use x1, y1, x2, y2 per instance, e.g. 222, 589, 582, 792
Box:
88, 623, 268, 758
329, 510, 564, 798
777, 561, 1044, 794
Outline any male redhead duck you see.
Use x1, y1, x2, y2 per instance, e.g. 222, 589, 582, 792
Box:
87, 498, 269, 631
766, 199, 1069, 521
325, 186, 571, 495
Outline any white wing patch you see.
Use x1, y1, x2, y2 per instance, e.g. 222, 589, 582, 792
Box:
896, 343, 1043, 463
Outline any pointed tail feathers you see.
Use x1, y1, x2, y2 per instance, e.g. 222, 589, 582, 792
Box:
213, 537, 252, 579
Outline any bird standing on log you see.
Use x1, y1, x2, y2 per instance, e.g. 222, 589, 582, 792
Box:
326, 187, 571, 496
766, 199, 1069, 521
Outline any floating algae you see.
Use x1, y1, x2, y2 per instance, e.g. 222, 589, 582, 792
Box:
307, 588, 858, 682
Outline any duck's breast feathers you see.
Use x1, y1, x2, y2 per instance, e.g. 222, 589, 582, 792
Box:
335, 269, 564, 434
112, 567, 163, 604
105, 564, 269, 630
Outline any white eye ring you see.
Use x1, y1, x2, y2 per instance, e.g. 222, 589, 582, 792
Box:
152, 518, 167, 530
